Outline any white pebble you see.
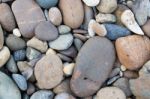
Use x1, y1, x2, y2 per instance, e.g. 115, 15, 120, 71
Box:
83, 0, 100, 7
120, 65, 127, 71
63, 63, 75, 76
13, 28, 21, 37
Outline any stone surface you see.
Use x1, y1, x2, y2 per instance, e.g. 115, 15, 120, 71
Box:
35, 21, 58, 41
0, 71, 21, 99
0, 46, 10, 68
116, 35, 150, 70
13, 49, 26, 61
27, 37, 48, 53
6, 34, 26, 51
59, 0, 84, 29
104, 24, 131, 40
95, 87, 126, 99
82, 0, 100, 7
30, 90, 54, 99
97, 0, 117, 13
34, 54, 63, 89
71, 36, 116, 97
113, 78, 132, 96
12, 74, 27, 91
49, 34, 73, 50
36, 0, 58, 9
58, 25, 71, 34
142, 19, 150, 37
54, 93, 75, 99
6, 55, 18, 73
96, 13, 116, 23
49, 7, 62, 26
131, 0, 150, 26
12, 0, 46, 38
0, 24, 4, 50
0, 3, 16, 31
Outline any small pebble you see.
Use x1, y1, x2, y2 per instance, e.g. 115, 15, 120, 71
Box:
12, 74, 27, 91
58, 25, 71, 34
63, 63, 75, 76
46, 48, 57, 55
26, 47, 41, 60
96, 13, 116, 23
13, 49, 26, 61
120, 65, 127, 71
13, 28, 21, 37
74, 38, 83, 51
82, 0, 100, 7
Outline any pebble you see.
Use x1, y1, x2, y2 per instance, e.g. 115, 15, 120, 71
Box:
58, 25, 71, 34
120, 65, 127, 72
0, 3, 16, 31
13, 28, 21, 37
26, 47, 41, 60
74, 38, 83, 51
107, 75, 120, 85
142, 19, 150, 37
71, 36, 116, 97
116, 35, 150, 70
113, 78, 132, 96
96, 13, 116, 23
13, 49, 26, 61
27, 37, 48, 53
30, 90, 54, 99
121, 9, 144, 35
131, 0, 150, 26
6, 34, 26, 51
53, 79, 72, 94
123, 70, 139, 79
49, 7, 62, 26
104, 24, 131, 40
0, 24, 4, 49
27, 83, 35, 95
96, 0, 117, 13
95, 87, 126, 99
6, 55, 18, 73
44, 9, 49, 21
88, 19, 96, 37
54, 93, 75, 99
17, 61, 31, 72
34, 54, 63, 89
109, 67, 120, 78
46, 48, 56, 55
73, 33, 88, 41
83, 5, 94, 30
73, 29, 88, 34
49, 34, 73, 50
82, 0, 100, 7
0, 46, 10, 68
35, 21, 58, 41
0, 71, 21, 99
139, 60, 150, 76
57, 53, 72, 62
63, 63, 75, 76
36, 0, 58, 9
12, 74, 27, 91
22, 67, 34, 81
59, 46, 77, 58
12, 0, 46, 38
59, 0, 84, 29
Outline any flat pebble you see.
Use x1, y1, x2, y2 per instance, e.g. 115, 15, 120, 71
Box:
116, 35, 150, 70
30, 90, 54, 99
49, 7, 62, 26
0, 24, 4, 49
58, 25, 71, 34
34, 54, 63, 89
6, 34, 26, 51
96, 13, 116, 23
26, 47, 41, 60
36, 0, 58, 9
82, 0, 100, 7
12, 74, 27, 91
13, 49, 26, 61
35, 21, 58, 41
49, 34, 73, 50
0, 71, 21, 99
59, 0, 84, 29
12, 0, 46, 38
6, 55, 18, 73
95, 87, 126, 99
97, 0, 117, 13
71, 36, 116, 97
105, 24, 131, 40
0, 3, 16, 31
27, 37, 48, 53
0, 46, 10, 68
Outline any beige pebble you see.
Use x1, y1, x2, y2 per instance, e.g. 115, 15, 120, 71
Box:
46, 48, 57, 55
120, 65, 127, 71
63, 63, 75, 76
96, 13, 116, 23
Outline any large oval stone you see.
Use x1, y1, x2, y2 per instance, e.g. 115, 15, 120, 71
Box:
12, 0, 46, 38
0, 71, 21, 99
59, 0, 84, 29
70, 36, 116, 97
34, 54, 63, 89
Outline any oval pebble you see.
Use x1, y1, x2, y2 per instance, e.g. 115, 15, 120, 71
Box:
12, 74, 27, 91
13, 49, 26, 61
36, 0, 58, 9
